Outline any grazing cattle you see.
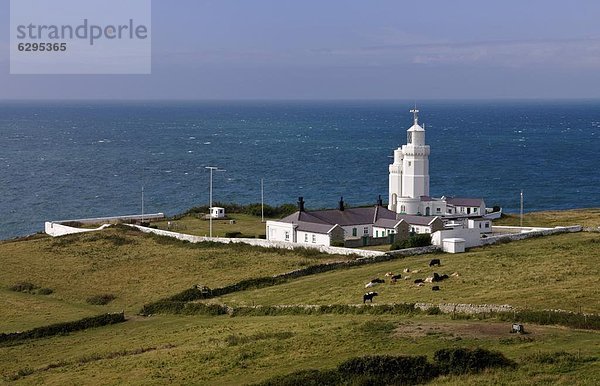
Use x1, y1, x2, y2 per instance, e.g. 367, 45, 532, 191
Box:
429, 258, 441, 267
424, 277, 434, 283
416, 283, 425, 287
414, 279, 424, 284
363, 292, 378, 303
384, 272, 394, 277
371, 278, 385, 283
432, 286, 440, 291
403, 268, 410, 273
390, 274, 401, 283
432, 273, 441, 282
451, 272, 460, 277
441, 274, 449, 280
365, 278, 384, 288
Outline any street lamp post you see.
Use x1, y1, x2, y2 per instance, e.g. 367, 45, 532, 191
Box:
205, 166, 225, 237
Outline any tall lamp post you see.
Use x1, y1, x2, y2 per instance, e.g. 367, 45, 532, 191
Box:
205, 166, 225, 237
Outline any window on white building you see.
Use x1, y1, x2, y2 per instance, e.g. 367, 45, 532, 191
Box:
408, 161, 412, 166
363, 227, 369, 235
375, 230, 378, 237
436, 208, 441, 213
352, 228, 357, 237
485, 222, 490, 228
474, 207, 478, 213
304, 234, 308, 242
312, 235, 316, 243
285, 231, 290, 241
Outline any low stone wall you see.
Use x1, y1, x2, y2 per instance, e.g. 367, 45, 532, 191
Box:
128, 225, 387, 258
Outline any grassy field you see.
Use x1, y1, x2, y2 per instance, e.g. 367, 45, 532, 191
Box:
0, 210, 599, 384
494, 208, 600, 228
210, 232, 600, 313
1, 314, 598, 385
0, 227, 349, 330
153, 213, 272, 238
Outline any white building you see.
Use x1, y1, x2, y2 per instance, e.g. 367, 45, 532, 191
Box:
388, 108, 486, 219
209, 207, 226, 219
266, 197, 442, 247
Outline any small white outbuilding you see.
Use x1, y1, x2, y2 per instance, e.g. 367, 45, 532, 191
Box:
442, 237, 466, 254
209, 207, 226, 219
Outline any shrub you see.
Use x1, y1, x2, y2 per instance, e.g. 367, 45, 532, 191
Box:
434, 347, 516, 375
426, 306, 443, 315
9, 282, 38, 293
257, 369, 342, 386
86, 294, 116, 305
390, 234, 431, 250
337, 354, 435, 384
225, 231, 243, 238
37, 288, 54, 295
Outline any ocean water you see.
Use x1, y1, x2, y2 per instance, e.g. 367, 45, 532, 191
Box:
1, 100, 599, 240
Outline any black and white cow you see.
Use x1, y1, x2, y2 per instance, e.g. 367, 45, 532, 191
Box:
429, 258, 441, 267
363, 292, 378, 303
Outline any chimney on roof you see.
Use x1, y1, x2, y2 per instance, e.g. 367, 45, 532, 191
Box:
298, 197, 305, 212
339, 197, 345, 211
377, 195, 383, 207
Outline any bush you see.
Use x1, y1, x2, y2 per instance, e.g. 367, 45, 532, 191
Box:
86, 294, 116, 305
337, 354, 435, 384
390, 234, 431, 250
434, 347, 516, 375
225, 231, 243, 238
257, 369, 342, 386
426, 306, 443, 315
37, 288, 54, 295
9, 282, 38, 293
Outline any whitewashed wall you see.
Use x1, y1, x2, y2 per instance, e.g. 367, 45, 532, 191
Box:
266, 221, 295, 242
45, 222, 111, 237
296, 230, 331, 246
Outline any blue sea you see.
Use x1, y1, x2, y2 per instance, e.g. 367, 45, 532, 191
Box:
1, 100, 599, 240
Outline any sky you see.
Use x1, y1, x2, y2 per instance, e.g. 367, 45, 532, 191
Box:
1, 0, 600, 100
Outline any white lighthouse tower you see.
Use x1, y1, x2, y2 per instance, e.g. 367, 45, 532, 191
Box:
388, 108, 430, 215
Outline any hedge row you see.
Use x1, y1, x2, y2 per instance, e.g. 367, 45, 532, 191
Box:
230, 303, 418, 317
257, 348, 516, 385
0, 312, 126, 345
141, 302, 420, 317
180, 202, 298, 219
497, 309, 600, 330
140, 301, 229, 316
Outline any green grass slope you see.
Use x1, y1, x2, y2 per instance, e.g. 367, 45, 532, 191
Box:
213, 232, 600, 313
0, 226, 348, 330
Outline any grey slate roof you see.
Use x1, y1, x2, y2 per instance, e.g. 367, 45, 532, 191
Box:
278, 206, 439, 233
445, 197, 485, 207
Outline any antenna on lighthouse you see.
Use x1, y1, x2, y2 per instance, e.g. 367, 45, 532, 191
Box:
410, 107, 419, 125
